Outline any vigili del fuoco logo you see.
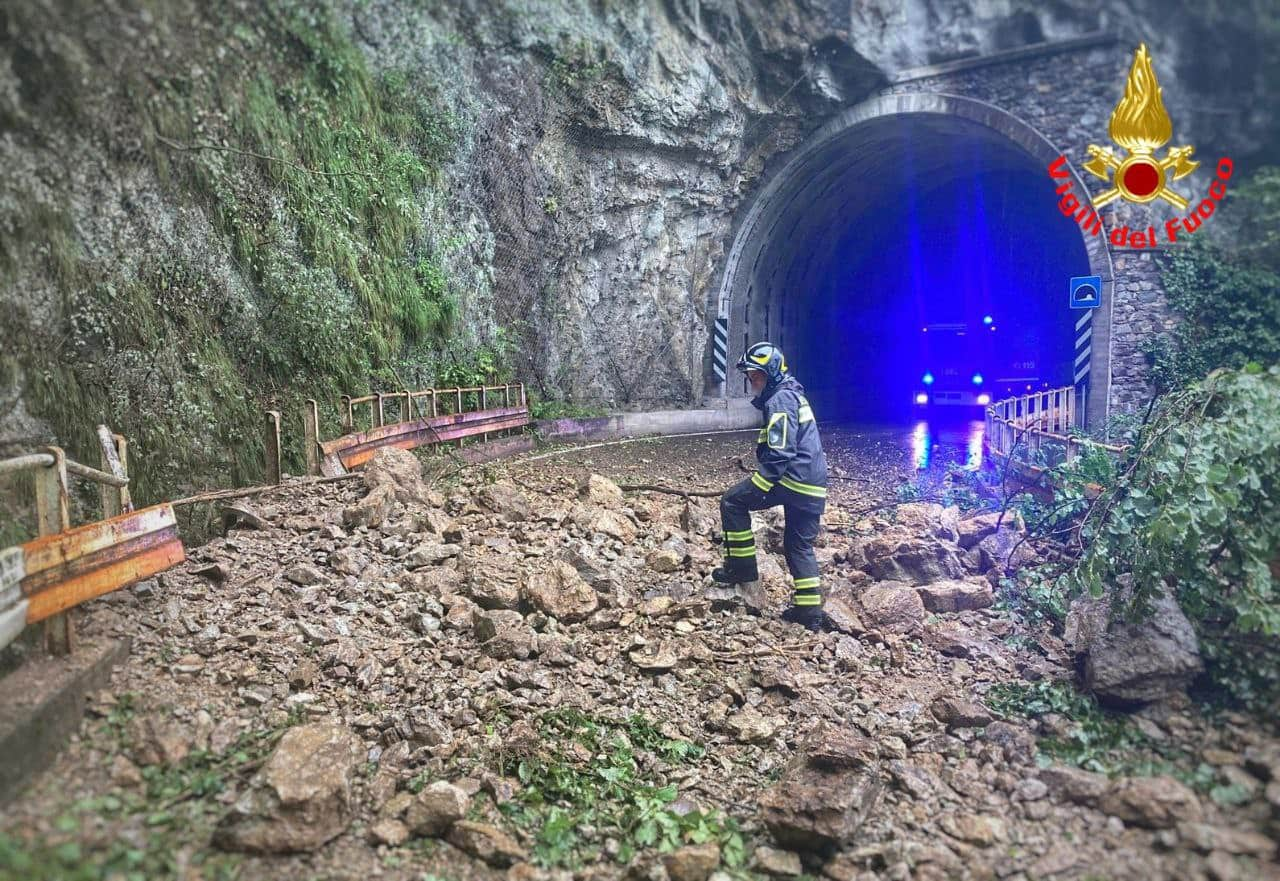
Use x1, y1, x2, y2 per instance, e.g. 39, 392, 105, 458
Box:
1047, 44, 1234, 248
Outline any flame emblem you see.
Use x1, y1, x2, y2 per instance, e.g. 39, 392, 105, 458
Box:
1084, 44, 1199, 209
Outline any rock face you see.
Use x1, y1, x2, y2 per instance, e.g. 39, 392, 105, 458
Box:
214, 724, 362, 853
1070, 587, 1204, 704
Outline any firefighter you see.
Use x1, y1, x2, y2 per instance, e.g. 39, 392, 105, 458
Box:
713, 341, 829, 631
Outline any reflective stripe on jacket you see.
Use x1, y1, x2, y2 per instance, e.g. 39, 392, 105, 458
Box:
750, 376, 828, 499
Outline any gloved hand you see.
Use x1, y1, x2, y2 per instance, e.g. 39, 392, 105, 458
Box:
781, 604, 826, 632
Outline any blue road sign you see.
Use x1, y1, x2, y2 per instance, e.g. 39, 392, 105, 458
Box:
1070, 275, 1102, 310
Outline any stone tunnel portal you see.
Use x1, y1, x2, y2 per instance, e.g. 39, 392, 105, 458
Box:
715, 94, 1114, 427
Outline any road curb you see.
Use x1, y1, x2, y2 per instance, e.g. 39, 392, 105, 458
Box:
0, 636, 131, 804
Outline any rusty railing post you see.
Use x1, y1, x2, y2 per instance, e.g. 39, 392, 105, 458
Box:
341, 395, 354, 433
303, 399, 321, 477
113, 433, 133, 512
96, 426, 126, 519
375, 393, 386, 428
35, 446, 73, 655
264, 410, 282, 485
429, 389, 437, 418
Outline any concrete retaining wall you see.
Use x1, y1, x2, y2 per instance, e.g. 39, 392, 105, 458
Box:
535, 399, 761, 442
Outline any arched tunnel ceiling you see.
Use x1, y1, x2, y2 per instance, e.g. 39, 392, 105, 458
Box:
748, 112, 1053, 331
713, 91, 1120, 429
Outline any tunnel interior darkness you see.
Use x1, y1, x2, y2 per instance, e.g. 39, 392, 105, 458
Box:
740, 113, 1093, 422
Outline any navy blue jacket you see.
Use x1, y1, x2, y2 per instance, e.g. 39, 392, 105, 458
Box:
749, 377, 828, 502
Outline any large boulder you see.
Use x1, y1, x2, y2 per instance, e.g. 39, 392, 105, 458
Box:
758, 765, 882, 852
859, 582, 925, 633
859, 534, 966, 585
363, 447, 436, 508
214, 723, 362, 853
523, 560, 599, 622
916, 578, 995, 613
1071, 587, 1203, 705
575, 507, 637, 542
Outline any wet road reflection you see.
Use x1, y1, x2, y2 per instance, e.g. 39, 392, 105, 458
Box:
824, 418, 988, 494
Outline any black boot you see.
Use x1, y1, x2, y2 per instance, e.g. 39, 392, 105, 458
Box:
711, 563, 758, 585
781, 604, 826, 632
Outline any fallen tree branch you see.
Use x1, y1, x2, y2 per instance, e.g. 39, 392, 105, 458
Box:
618, 483, 723, 498
171, 473, 360, 507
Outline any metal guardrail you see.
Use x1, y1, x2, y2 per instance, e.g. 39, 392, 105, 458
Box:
284, 383, 530, 478
0, 428, 182, 655
985, 387, 1127, 474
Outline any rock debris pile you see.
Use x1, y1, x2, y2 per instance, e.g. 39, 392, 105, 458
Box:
4, 445, 1277, 881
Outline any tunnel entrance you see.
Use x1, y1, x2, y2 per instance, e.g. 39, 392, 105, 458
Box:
714, 93, 1113, 427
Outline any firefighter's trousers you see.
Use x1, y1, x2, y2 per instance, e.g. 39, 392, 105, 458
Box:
719, 477, 825, 608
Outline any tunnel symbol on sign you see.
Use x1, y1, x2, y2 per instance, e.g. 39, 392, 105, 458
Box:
1070, 275, 1102, 310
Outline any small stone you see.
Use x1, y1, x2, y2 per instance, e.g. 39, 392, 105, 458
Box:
172, 654, 205, 675
930, 695, 992, 729
726, 707, 777, 744
406, 781, 469, 836
859, 582, 925, 633
213, 723, 362, 853
1013, 778, 1048, 802
283, 564, 325, 586
446, 821, 527, 867
579, 474, 623, 506
288, 659, 318, 690
663, 843, 720, 881
939, 813, 1005, 847
1176, 822, 1277, 857
343, 483, 396, 529
1099, 776, 1202, 829
916, 579, 994, 613
629, 645, 679, 672
1040, 765, 1110, 806
404, 542, 462, 569
109, 755, 142, 787
822, 596, 865, 635
753, 846, 803, 876
523, 560, 599, 622
646, 548, 684, 573
368, 818, 410, 847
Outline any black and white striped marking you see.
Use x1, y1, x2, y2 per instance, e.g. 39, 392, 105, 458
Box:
1073, 309, 1092, 386
712, 316, 729, 381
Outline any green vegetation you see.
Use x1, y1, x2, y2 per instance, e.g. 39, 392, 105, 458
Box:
3, 0, 501, 516
0, 695, 301, 881
985, 681, 1216, 790
1066, 366, 1280, 713
492, 709, 744, 870
1146, 168, 1280, 391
